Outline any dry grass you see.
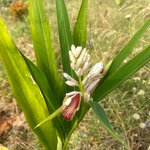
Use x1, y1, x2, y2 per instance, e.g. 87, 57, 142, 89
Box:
0, 0, 150, 149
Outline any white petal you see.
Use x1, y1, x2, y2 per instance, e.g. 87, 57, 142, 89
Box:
74, 46, 82, 58
87, 54, 91, 62
84, 92, 90, 102
70, 62, 76, 70
88, 62, 103, 78
82, 62, 90, 72
66, 81, 79, 86
75, 57, 82, 70
82, 76, 88, 86
66, 91, 82, 96
69, 51, 76, 63
83, 78, 91, 90
78, 48, 86, 61
75, 68, 83, 77
63, 73, 78, 83
82, 52, 88, 63
86, 79, 100, 93
64, 97, 72, 106
63, 73, 72, 80
71, 45, 76, 55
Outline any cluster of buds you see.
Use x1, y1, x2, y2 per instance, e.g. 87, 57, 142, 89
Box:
62, 45, 104, 121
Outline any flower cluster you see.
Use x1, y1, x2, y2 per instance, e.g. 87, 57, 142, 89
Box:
62, 45, 104, 120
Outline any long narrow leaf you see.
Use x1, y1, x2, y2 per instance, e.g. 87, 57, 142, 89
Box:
73, 0, 88, 47
55, 0, 78, 94
28, 0, 60, 98
35, 106, 62, 129
89, 101, 129, 149
93, 46, 150, 102
0, 18, 57, 150
21, 53, 60, 109
105, 18, 150, 78
21, 53, 68, 141
55, 0, 73, 75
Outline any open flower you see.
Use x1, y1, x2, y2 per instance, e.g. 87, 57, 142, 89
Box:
62, 91, 82, 121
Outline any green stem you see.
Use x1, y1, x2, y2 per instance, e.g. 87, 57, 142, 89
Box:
79, 77, 84, 94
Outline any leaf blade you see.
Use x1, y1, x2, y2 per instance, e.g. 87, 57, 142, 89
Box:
93, 46, 150, 101
89, 101, 128, 149
21, 53, 69, 140
0, 18, 57, 150
55, 0, 72, 75
28, 0, 60, 97
73, 0, 88, 47
55, 0, 78, 93
21, 52, 60, 108
106, 18, 150, 78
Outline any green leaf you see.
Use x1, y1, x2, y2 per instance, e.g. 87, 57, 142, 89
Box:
21, 52, 69, 143
28, 0, 60, 98
0, 18, 57, 150
21, 53, 60, 108
35, 106, 62, 129
55, 0, 78, 93
89, 101, 129, 149
93, 46, 150, 102
73, 0, 88, 47
55, 0, 73, 76
105, 18, 150, 79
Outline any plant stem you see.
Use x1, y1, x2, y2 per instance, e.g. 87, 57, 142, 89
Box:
79, 76, 84, 94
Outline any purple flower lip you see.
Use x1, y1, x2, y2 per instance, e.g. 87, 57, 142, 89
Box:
62, 91, 82, 121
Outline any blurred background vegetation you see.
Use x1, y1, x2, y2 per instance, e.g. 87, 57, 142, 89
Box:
0, 0, 150, 149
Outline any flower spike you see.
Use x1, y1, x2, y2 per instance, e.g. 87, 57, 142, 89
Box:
62, 45, 104, 113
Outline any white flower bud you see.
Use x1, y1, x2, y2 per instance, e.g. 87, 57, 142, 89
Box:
82, 52, 89, 63
82, 62, 90, 72
71, 45, 76, 55
73, 46, 82, 58
88, 62, 103, 78
63, 73, 78, 86
79, 48, 86, 61
84, 92, 90, 102
70, 62, 76, 70
66, 81, 79, 86
82, 76, 89, 86
66, 91, 82, 96
63, 73, 73, 80
87, 54, 91, 62
75, 68, 83, 77
86, 79, 100, 93
76, 57, 83, 70
69, 51, 76, 63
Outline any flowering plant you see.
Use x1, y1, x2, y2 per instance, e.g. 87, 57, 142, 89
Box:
0, 0, 150, 149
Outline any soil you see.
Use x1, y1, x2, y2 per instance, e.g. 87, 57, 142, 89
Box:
0, 98, 33, 150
